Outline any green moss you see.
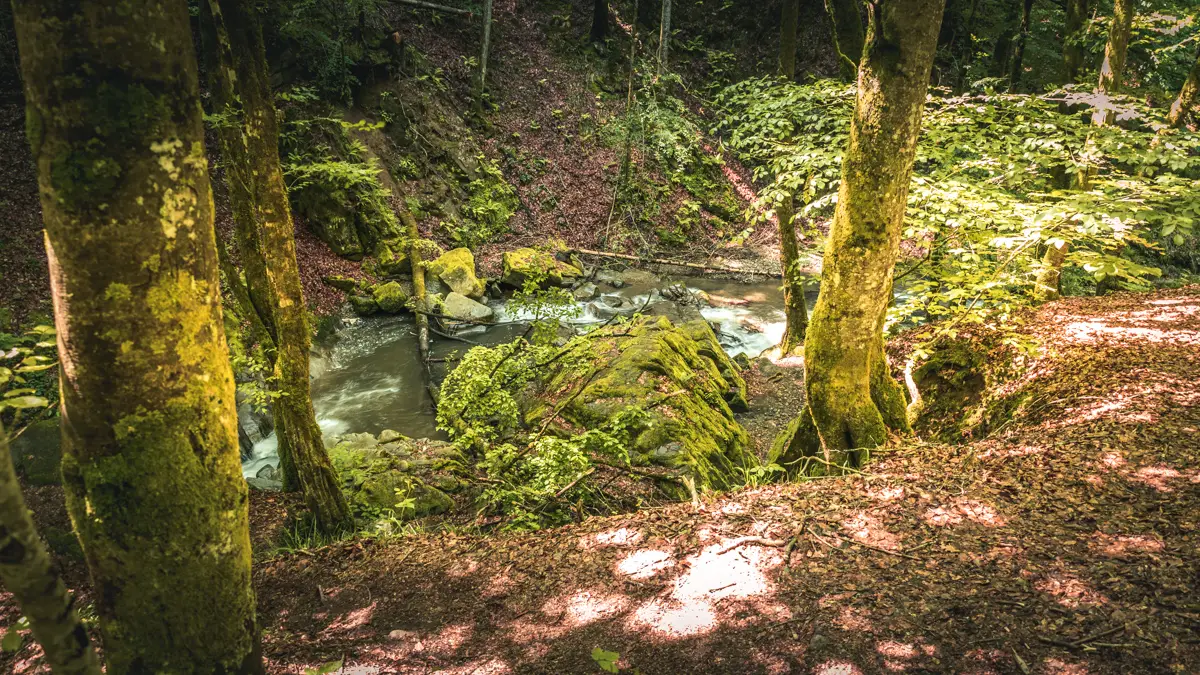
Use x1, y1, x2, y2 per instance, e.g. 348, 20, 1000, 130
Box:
501, 248, 583, 288
428, 247, 485, 299
372, 281, 409, 313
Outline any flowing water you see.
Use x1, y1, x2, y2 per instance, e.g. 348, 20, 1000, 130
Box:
241, 275, 816, 477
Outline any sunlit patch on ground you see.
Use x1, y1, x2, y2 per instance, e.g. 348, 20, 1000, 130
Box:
876, 639, 936, 671
831, 604, 875, 633
812, 660, 866, 675
978, 443, 1044, 459
580, 527, 644, 549
321, 601, 376, 638
616, 548, 675, 579
922, 499, 1007, 527
1129, 464, 1186, 491
866, 484, 906, 502
543, 590, 629, 628
432, 658, 511, 675
1043, 658, 1092, 674
841, 511, 904, 551
1032, 570, 1109, 608
1091, 532, 1164, 557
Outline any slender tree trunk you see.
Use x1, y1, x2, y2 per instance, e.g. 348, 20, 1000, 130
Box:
1091, 0, 1134, 126
0, 425, 100, 675
1063, 0, 1089, 83
1168, 47, 1200, 128
591, 0, 609, 43
777, 195, 808, 354
657, 0, 672, 76
202, 0, 350, 532
780, 0, 800, 80
954, 0, 981, 91
10, 0, 263, 672
1009, 0, 1035, 91
476, 0, 494, 109
1033, 241, 1068, 302
825, 0, 865, 81
771, 0, 944, 474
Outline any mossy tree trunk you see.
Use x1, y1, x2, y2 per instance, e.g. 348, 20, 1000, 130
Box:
0, 425, 99, 674
1167, 47, 1200, 128
10, 0, 263, 672
591, 0, 609, 43
1009, 0, 1035, 91
1091, 0, 1133, 126
780, 0, 799, 80
825, 0, 865, 81
202, 0, 350, 533
1063, 0, 1089, 83
1033, 241, 1068, 302
657, 0, 672, 76
476, 0, 494, 110
772, 0, 944, 473
777, 195, 808, 355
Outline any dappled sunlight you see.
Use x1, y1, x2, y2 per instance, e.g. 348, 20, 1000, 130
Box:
866, 484, 906, 502
1032, 570, 1109, 608
616, 549, 675, 579
1060, 317, 1200, 347
922, 499, 1008, 528
627, 597, 718, 637
1091, 532, 1164, 557
978, 443, 1044, 460
1043, 658, 1092, 675
841, 512, 904, 551
877, 639, 937, 672
320, 601, 376, 638
830, 603, 876, 633
432, 658, 511, 675
813, 660, 867, 675
544, 590, 629, 629
1129, 464, 1186, 492
580, 527, 644, 549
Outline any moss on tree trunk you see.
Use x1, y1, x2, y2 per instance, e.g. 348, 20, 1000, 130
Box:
1168, 48, 1200, 128
10, 0, 263, 671
1063, 0, 1089, 83
1034, 241, 1069, 303
772, 0, 942, 474
202, 0, 350, 533
0, 425, 99, 674
777, 194, 808, 355
1092, 0, 1134, 126
824, 0, 865, 81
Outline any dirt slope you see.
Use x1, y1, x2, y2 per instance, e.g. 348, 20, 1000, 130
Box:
241, 288, 1199, 674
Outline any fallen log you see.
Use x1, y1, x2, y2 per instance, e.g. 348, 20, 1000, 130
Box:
391, 0, 474, 16
571, 248, 781, 278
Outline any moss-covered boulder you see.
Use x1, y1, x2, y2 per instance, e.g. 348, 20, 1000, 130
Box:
374, 243, 411, 277
501, 248, 583, 288
428, 248, 485, 299
328, 432, 464, 520
349, 295, 380, 316
372, 281, 410, 313
527, 317, 754, 491
321, 274, 361, 293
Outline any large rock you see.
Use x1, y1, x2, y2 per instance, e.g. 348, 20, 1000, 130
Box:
428, 248, 485, 299
442, 292, 494, 323
525, 317, 753, 491
501, 248, 583, 288
373, 281, 410, 313
328, 432, 463, 519
349, 295, 380, 316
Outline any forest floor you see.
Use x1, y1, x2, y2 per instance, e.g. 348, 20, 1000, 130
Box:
8, 288, 1195, 674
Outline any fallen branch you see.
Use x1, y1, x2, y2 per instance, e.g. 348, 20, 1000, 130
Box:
391, 0, 474, 16
571, 248, 781, 278
429, 326, 480, 345
718, 535, 788, 555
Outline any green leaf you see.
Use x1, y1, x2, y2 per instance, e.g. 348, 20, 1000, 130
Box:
0, 396, 49, 410
3, 389, 36, 398
303, 660, 343, 675
1, 617, 28, 653
592, 647, 621, 673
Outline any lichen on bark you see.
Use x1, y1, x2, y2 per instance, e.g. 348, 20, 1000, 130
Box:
773, 0, 943, 475
11, 0, 262, 671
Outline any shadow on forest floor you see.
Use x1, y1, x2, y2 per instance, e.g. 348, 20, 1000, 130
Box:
244, 288, 1199, 674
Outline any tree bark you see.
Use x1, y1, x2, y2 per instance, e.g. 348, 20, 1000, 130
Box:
777, 195, 808, 355
202, 0, 350, 533
825, 0, 866, 81
1063, 0, 1089, 83
476, 0, 494, 109
1009, 0, 1035, 91
591, 0, 609, 43
1033, 241, 1068, 302
0, 425, 100, 675
9, 0, 263, 672
1092, 0, 1134, 126
771, 0, 944, 473
780, 0, 799, 80
657, 0, 672, 76
1168, 47, 1200, 128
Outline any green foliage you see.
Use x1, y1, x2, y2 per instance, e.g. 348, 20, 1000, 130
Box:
0, 324, 58, 432
444, 158, 519, 249
271, 0, 392, 102
1, 617, 28, 653
715, 78, 1200, 343
592, 647, 620, 673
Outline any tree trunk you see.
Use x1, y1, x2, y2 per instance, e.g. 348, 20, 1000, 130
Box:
10, 0, 263, 672
780, 0, 799, 80
824, 0, 865, 81
1063, 0, 1089, 83
202, 0, 351, 533
771, 0, 944, 474
1033, 241, 1068, 302
657, 0, 672, 76
476, 0, 494, 109
1091, 0, 1134, 126
591, 0, 609, 43
1168, 47, 1200, 128
0, 425, 100, 675
1009, 0, 1035, 91
777, 195, 808, 355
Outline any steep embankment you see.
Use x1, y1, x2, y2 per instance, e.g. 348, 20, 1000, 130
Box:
241, 288, 1199, 674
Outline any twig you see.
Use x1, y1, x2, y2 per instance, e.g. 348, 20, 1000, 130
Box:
1071, 617, 1147, 647
391, 0, 474, 16
718, 535, 788, 555
429, 327, 480, 345
554, 468, 596, 498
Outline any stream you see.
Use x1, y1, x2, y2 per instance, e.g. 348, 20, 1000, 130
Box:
241, 274, 815, 478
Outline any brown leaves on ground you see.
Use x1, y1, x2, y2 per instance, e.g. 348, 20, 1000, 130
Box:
239, 288, 1199, 674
